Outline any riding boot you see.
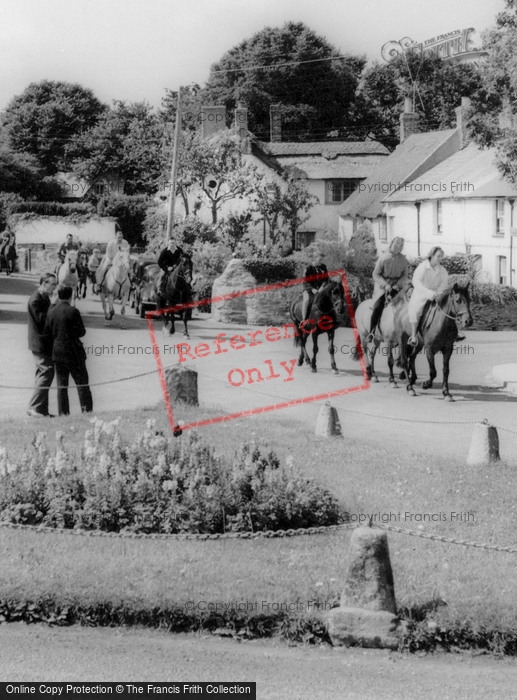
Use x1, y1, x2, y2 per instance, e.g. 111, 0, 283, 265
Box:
367, 296, 385, 343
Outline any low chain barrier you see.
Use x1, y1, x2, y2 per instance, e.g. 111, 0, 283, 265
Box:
1, 519, 517, 554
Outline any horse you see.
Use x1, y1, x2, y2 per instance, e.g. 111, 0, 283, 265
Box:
395, 283, 473, 401
354, 290, 406, 385
57, 250, 79, 303
289, 280, 346, 374
75, 251, 89, 300
99, 249, 132, 328
134, 262, 160, 318
155, 255, 193, 337
0, 241, 17, 275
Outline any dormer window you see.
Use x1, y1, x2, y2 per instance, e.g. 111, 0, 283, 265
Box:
325, 180, 360, 203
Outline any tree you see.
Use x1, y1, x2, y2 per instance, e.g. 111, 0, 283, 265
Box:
159, 84, 203, 133
203, 22, 365, 141
1, 81, 106, 174
68, 101, 166, 195
353, 54, 483, 149
178, 129, 259, 223
253, 176, 317, 250
0, 146, 62, 199
468, 0, 517, 182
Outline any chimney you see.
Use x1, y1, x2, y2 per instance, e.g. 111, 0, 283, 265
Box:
235, 100, 250, 153
270, 104, 282, 142
399, 97, 420, 142
201, 106, 227, 139
455, 96, 472, 148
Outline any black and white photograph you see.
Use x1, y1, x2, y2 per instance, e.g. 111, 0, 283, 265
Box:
1, 0, 517, 696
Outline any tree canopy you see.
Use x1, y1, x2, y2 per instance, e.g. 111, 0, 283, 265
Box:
203, 22, 366, 141
1, 80, 106, 174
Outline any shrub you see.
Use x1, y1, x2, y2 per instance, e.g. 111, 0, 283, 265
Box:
0, 421, 340, 534
242, 256, 297, 284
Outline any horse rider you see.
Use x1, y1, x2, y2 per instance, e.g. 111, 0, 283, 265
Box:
366, 236, 408, 343
56, 233, 79, 275
302, 249, 329, 323
87, 248, 102, 293
94, 227, 130, 293
407, 246, 466, 346
157, 237, 184, 297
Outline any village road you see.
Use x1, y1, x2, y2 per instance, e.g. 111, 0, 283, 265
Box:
1, 273, 516, 462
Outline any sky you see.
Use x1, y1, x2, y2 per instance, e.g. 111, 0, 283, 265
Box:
0, 0, 506, 112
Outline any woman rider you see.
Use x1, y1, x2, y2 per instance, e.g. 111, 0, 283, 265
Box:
367, 237, 408, 343
407, 246, 465, 346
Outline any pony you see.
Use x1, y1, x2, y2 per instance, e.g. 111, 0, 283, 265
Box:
134, 262, 160, 318
57, 250, 79, 303
75, 250, 89, 300
354, 290, 406, 385
395, 283, 473, 401
155, 254, 193, 337
99, 249, 131, 328
289, 280, 346, 374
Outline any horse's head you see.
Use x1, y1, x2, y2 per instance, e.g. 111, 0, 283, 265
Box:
113, 249, 131, 270
327, 280, 346, 319
450, 282, 473, 329
66, 249, 78, 272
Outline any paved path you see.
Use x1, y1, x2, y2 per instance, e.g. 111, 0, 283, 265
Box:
2, 623, 517, 699
1, 274, 517, 461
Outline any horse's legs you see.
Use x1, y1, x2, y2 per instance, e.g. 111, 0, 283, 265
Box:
422, 350, 437, 390
442, 347, 454, 400
369, 342, 379, 382
310, 332, 319, 372
327, 329, 338, 374
387, 346, 397, 385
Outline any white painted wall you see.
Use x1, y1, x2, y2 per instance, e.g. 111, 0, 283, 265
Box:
13, 218, 118, 245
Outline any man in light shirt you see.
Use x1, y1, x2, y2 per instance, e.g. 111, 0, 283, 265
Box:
95, 227, 130, 293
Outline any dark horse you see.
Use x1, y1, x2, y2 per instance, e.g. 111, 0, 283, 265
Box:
289, 280, 346, 374
155, 254, 193, 337
75, 251, 88, 299
0, 240, 17, 275
395, 283, 473, 401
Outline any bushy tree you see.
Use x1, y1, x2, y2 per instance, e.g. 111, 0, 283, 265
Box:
203, 22, 365, 141
1, 80, 106, 173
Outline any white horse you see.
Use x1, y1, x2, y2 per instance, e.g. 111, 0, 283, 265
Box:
57, 250, 79, 304
99, 249, 131, 328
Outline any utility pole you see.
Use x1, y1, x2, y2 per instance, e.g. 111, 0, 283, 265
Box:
166, 87, 183, 242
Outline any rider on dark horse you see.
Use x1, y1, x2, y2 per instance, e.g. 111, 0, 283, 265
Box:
367, 237, 408, 343
157, 237, 184, 298
302, 249, 329, 326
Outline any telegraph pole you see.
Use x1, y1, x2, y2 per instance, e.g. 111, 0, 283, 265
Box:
166, 86, 183, 242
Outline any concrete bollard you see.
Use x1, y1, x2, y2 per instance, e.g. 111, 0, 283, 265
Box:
165, 366, 198, 406
326, 527, 406, 649
315, 403, 342, 438
466, 422, 500, 466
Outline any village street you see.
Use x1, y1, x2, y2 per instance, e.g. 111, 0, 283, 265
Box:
1, 272, 517, 462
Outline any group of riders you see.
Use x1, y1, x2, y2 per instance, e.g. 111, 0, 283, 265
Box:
54, 227, 185, 302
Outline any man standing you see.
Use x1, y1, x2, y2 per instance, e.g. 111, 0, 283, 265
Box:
87, 248, 102, 293
95, 227, 130, 293
302, 249, 329, 322
157, 237, 184, 297
45, 286, 93, 416
27, 273, 57, 417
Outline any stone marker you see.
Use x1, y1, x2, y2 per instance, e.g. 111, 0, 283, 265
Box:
315, 404, 342, 437
165, 366, 198, 406
326, 527, 406, 649
466, 422, 500, 466
211, 259, 256, 324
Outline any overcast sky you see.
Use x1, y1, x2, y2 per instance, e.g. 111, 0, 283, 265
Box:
0, 0, 505, 112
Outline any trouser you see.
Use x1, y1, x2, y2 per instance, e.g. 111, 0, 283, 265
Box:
28, 353, 55, 416
55, 361, 93, 416
369, 295, 386, 333
302, 290, 312, 320
159, 270, 170, 296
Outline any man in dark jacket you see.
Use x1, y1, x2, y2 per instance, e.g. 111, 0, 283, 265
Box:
157, 238, 184, 297
27, 273, 58, 417
44, 286, 93, 416
302, 249, 329, 321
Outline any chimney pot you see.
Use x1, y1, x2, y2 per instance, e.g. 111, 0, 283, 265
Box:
270, 105, 282, 143
404, 97, 413, 113
399, 100, 419, 142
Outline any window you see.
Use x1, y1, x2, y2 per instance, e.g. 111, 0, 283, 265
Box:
387, 216, 395, 239
436, 201, 443, 234
496, 199, 505, 235
325, 180, 360, 204
296, 231, 315, 250
94, 182, 106, 196
379, 217, 387, 241
498, 256, 507, 285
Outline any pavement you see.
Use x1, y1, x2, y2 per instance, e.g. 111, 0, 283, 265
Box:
1, 272, 517, 462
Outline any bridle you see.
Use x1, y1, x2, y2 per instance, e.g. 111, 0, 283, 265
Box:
436, 289, 470, 325
313, 282, 344, 317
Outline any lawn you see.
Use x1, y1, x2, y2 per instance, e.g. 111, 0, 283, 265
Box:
1, 401, 517, 649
